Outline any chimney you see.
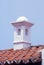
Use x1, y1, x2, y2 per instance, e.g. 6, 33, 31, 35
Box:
11, 16, 33, 50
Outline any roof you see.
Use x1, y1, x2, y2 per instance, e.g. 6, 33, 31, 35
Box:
11, 21, 33, 27
0, 45, 44, 64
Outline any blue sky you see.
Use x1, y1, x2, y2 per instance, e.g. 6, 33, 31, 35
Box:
0, 0, 44, 50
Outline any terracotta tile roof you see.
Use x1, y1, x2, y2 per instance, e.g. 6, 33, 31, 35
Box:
0, 45, 44, 64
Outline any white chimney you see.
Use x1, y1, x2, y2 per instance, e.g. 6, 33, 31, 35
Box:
11, 16, 33, 50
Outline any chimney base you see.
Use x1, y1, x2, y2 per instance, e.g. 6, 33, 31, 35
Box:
13, 42, 31, 50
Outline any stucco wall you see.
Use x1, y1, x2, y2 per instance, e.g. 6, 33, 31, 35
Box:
13, 26, 31, 43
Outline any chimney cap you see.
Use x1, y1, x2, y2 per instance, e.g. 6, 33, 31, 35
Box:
11, 16, 34, 27
16, 16, 28, 22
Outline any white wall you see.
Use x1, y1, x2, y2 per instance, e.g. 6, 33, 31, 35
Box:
39, 49, 44, 65
13, 26, 31, 43
23, 43, 31, 48
41, 49, 44, 65
13, 26, 24, 43
14, 43, 23, 50
14, 43, 30, 50
13, 26, 31, 50
23, 26, 31, 43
